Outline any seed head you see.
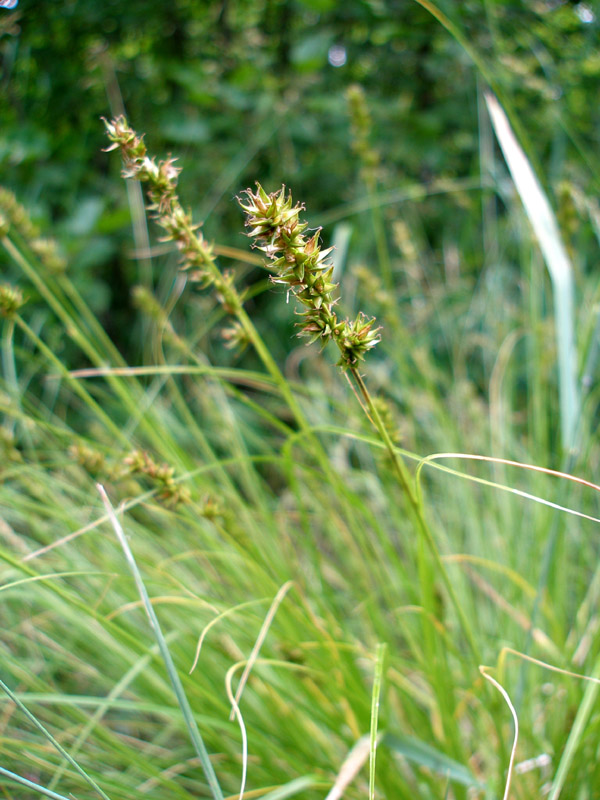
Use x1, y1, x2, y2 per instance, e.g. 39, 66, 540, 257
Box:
239, 183, 380, 367
0, 284, 25, 318
103, 116, 218, 287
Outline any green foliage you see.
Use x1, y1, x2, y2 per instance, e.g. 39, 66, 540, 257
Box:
2, 0, 599, 357
2, 1, 600, 799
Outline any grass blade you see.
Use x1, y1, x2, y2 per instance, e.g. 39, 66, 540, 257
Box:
259, 776, 320, 800
485, 91, 579, 450
369, 643, 386, 800
0, 767, 74, 800
97, 484, 224, 800
547, 656, 600, 799
0, 678, 111, 800
382, 734, 482, 789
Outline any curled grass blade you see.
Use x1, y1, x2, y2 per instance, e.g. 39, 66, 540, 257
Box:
225, 659, 311, 800
485, 648, 600, 800
479, 667, 518, 800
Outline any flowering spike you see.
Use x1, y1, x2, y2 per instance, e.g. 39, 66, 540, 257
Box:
238, 185, 380, 368
103, 116, 226, 290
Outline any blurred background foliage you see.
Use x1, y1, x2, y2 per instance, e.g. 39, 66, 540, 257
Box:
1, 0, 599, 449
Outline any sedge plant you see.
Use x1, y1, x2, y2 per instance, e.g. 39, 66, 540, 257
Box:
3, 99, 600, 800
104, 115, 480, 677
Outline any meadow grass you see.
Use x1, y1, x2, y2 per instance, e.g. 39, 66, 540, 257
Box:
1, 88, 600, 800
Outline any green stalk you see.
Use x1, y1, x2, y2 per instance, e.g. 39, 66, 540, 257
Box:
98, 485, 224, 800
369, 643, 386, 800
349, 367, 480, 665
0, 767, 74, 800
13, 315, 129, 447
547, 656, 600, 799
0, 678, 112, 800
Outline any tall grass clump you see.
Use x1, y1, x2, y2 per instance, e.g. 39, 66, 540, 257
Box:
1, 93, 600, 800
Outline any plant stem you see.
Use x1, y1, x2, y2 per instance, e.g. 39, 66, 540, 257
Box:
349, 366, 480, 664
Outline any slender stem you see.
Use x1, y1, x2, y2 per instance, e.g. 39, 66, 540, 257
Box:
0, 767, 72, 800
365, 174, 393, 292
98, 485, 224, 800
14, 316, 130, 447
3, 234, 194, 457
349, 366, 480, 664
369, 643, 386, 800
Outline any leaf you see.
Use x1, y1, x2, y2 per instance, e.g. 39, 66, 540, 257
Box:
291, 30, 334, 70
383, 733, 483, 788
485, 91, 579, 450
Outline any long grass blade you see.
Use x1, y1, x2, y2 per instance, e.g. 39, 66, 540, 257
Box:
0, 767, 74, 800
547, 656, 600, 799
97, 484, 224, 800
0, 678, 111, 800
485, 91, 579, 450
369, 643, 386, 800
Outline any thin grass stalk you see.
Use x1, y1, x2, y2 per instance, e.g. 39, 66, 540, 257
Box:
97, 485, 224, 800
0, 678, 112, 800
369, 643, 386, 800
546, 651, 600, 798
0, 767, 74, 800
13, 315, 130, 447
2, 235, 180, 456
349, 368, 481, 664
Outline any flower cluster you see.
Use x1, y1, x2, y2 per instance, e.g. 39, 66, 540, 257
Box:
346, 84, 380, 184
0, 284, 25, 318
238, 184, 380, 368
123, 449, 191, 507
104, 117, 232, 299
0, 187, 66, 273
68, 442, 107, 477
